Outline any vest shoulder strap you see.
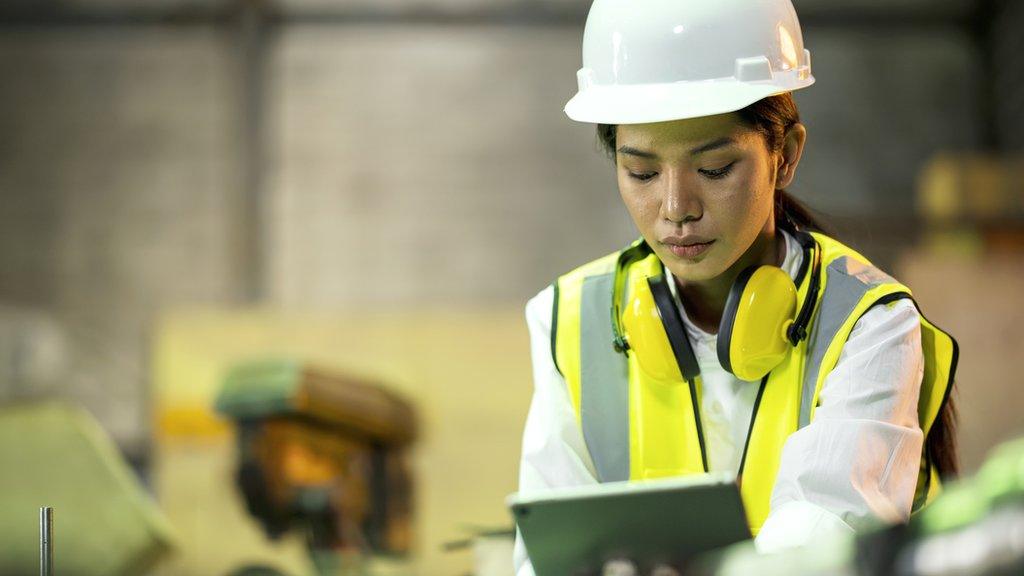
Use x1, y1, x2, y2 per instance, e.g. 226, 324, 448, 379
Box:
805, 233, 959, 510
802, 233, 914, 426
803, 233, 957, 438
551, 248, 629, 417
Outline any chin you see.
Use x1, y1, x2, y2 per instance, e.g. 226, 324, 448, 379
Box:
661, 255, 725, 283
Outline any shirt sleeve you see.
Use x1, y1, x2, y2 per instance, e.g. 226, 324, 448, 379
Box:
755, 297, 925, 553
514, 285, 600, 576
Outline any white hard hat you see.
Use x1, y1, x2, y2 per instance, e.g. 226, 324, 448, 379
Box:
565, 0, 815, 125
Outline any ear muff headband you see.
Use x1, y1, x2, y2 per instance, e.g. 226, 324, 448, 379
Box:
611, 241, 654, 354
646, 276, 701, 381
786, 231, 822, 345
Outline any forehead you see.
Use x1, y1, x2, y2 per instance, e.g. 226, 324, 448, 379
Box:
615, 113, 757, 153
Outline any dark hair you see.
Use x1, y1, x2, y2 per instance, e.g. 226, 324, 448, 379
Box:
597, 93, 960, 479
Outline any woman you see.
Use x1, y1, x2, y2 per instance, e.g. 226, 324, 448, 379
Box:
514, 0, 958, 573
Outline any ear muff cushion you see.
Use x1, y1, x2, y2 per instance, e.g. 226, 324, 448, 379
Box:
647, 276, 701, 381
717, 266, 759, 376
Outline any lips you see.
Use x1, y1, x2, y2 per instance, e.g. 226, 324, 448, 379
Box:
661, 236, 715, 259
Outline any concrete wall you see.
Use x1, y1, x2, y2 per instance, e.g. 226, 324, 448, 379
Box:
992, 0, 1024, 151
0, 28, 243, 453
270, 24, 630, 307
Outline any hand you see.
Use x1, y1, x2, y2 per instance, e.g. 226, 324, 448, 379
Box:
602, 559, 682, 576
602, 559, 638, 576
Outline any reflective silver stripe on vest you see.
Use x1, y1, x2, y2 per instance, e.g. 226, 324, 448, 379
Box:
799, 256, 897, 428
579, 272, 631, 482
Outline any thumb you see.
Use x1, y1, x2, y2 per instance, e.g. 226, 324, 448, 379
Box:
602, 558, 639, 576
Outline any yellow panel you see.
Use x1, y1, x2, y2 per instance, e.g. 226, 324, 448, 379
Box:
555, 280, 584, 420
740, 346, 803, 535
629, 358, 704, 480
151, 307, 534, 576
740, 240, 819, 535
918, 316, 956, 435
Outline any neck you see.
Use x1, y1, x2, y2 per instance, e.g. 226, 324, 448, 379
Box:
675, 225, 785, 334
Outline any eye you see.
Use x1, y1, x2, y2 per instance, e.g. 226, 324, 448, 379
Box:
628, 171, 658, 182
698, 162, 736, 180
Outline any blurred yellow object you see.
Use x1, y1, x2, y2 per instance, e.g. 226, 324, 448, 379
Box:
917, 153, 1024, 258
0, 402, 178, 576
918, 154, 960, 222
921, 229, 985, 259
157, 405, 233, 438
917, 153, 1023, 223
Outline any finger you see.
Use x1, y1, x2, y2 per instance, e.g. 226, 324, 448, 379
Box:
602, 558, 639, 576
649, 565, 681, 576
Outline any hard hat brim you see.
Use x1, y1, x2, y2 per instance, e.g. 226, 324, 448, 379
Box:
564, 76, 815, 125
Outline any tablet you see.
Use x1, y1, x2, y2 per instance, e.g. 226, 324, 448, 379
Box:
508, 473, 751, 576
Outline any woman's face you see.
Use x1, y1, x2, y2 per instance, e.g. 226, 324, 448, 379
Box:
615, 113, 781, 283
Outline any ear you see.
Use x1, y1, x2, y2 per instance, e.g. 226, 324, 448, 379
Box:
775, 123, 807, 190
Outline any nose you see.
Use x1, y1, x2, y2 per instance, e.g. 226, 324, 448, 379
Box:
661, 171, 702, 225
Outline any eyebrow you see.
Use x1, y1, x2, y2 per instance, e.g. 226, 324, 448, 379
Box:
617, 137, 737, 159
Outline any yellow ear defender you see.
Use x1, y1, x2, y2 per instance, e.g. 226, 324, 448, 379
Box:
621, 272, 700, 383
613, 231, 822, 382
717, 266, 799, 381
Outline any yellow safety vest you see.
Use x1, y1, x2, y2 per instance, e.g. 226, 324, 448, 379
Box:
550, 232, 958, 535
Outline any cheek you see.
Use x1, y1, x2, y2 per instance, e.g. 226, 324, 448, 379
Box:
617, 181, 659, 228
709, 167, 774, 231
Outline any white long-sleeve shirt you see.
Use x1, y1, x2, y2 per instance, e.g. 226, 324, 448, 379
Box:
514, 230, 925, 575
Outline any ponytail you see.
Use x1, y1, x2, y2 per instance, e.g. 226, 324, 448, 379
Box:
775, 189, 829, 236
931, 393, 960, 478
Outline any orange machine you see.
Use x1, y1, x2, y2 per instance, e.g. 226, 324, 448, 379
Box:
215, 361, 417, 567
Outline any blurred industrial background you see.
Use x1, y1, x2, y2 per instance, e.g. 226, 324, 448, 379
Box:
1, 0, 1023, 575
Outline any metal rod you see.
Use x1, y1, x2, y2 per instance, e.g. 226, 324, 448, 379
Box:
40, 507, 53, 576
